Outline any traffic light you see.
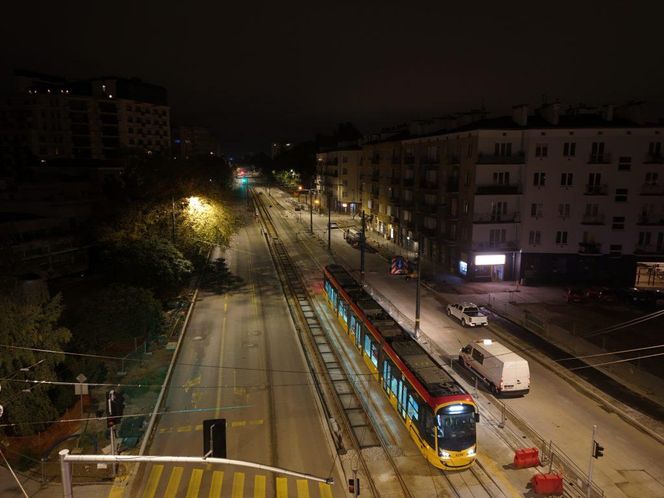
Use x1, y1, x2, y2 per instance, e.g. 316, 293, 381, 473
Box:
107, 390, 125, 428
592, 440, 604, 459
348, 478, 360, 495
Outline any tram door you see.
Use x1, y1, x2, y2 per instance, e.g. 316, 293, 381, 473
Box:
397, 375, 408, 420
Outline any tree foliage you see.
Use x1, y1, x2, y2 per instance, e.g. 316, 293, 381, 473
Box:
100, 237, 193, 295
68, 284, 163, 351
0, 293, 71, 435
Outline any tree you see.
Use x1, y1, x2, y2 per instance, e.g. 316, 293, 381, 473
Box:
68, 284, 163, 352
100, 237, 193, 296
0, 293, 71, 435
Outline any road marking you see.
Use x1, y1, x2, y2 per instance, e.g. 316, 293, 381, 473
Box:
231, 420, 247, 427
231, 472, 245, 498
254, 475, 266, 498
141, 465, 163, 498
209, 471, 224, 498
297, 479, 310, 498
276, 477, 288, 498
216, 294, 228, 418
195, 424, 203, 431
248, 419, 264, 426
186, 468, 203, 498
163, 466, 183, 497
177, 425, 192, 432
183, 375, 201, 393
107, 483, 125, 498
319, 483, 333, 498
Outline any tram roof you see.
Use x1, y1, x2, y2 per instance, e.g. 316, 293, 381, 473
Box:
325, 264, 466, 399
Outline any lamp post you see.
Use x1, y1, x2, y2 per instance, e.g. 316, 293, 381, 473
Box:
309, 190, 314, 234
327, 189, 332, 252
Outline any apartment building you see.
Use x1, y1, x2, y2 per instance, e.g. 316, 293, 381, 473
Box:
316, 143, 362, 215
0, 70, 170, 167
172, 126, 221, 159
317, 103, 664, 284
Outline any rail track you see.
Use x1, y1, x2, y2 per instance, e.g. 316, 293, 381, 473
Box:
253, 186, 513, 498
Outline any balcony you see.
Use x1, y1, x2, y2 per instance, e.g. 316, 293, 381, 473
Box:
644, 154, 664, 164
473, 212, 520, 223
635, 244, 664, 254
584, 184, 608, 195
640, 184, 664, 196
389, 215, 400, 224
581, 214, 605, 225
325, 158, 339, 166
578, 242, 602, 255
404, 154, 415, 164
324, 171, 339, 178
637, 214, 664, 225
472, 240, 518, 252
445, 154, 460, 164
588, 153, 612, 164
388, 197, 400, 208
420, 226, 439, 238
477, 152, 525, 164
475, 183, 522, 195
420, 156, 439, 165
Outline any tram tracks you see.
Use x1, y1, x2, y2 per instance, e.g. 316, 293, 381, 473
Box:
254, 188, 511, 498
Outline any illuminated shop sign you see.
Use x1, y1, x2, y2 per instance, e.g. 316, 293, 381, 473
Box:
475, 254, 506, 266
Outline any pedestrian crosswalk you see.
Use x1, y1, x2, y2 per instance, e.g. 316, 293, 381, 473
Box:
112, 465, 334, 498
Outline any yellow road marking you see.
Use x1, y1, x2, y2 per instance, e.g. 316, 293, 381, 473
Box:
209, 471, 224, 498
231, 472, 245, 498
296, 479, 310, 498
276, 477, 288, 498
248, 419, 264, 426
186, 468, 204, 498
141, 465, 163, 498
107, 483, 124, 498
319, 483, 333, 498
195, 424, 203, 431
254, 475, 266, 498
177, 425, 192, 432
163, 466, 183, 498
231, 420, 247, 427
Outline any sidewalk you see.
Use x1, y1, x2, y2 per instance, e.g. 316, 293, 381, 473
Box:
333, 213, 664, 429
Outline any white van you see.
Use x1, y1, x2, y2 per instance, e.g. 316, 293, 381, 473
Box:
459, 340, 530, 396
345, 228, 361, 246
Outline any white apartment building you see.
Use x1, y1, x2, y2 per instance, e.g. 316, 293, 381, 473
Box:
317, 103, 664, 284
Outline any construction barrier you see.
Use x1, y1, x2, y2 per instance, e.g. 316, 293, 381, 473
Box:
514, 447, 540, 468
532, 473, 564, 495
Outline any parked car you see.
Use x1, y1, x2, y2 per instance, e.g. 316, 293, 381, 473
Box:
459, 339, 530, 396
446, 303, 488, 327
565, 287, 587, 303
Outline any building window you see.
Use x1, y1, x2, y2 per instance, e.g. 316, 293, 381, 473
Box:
591, 142, 606, 162
615, 188, 628, 202
618, 156, 632, 171
645, 172, 659, 185
530, 203, 542, 218
558, 203, 571, 218
465, 171, 470, 186
535, 144, 548, 157
560, 173, 573, 186
638, 232, 651, 246
609, 244, 622, 255
612, 216, 625, 230
563, 142, 576, 157
529, 230, 541, 245
493, 171, 510, 184
555, 231, 568, 244
649, 142, 662, 157
462, 201, 469, 214
489, 229, 506, 246
494, 142, 512, 157
533, 172, 546, 186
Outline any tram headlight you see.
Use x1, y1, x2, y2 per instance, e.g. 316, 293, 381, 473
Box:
439, 450, 451, 459
467, 447, 476, 456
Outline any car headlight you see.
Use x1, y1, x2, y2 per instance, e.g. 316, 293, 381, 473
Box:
439, 450, 450, 459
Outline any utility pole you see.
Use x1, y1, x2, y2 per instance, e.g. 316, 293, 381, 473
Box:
587, 424, 596, 498
360, 210, 366, 282
309, 189, 313, 234
327, 189, 332, 251
171, 196, 176, 243
414, 232, 422, 338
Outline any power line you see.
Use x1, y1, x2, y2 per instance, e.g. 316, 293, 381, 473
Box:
568, 351, 664, 371
556, 343, 664, 362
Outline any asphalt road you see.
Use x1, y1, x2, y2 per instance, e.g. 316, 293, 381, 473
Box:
130, 214, 343, 498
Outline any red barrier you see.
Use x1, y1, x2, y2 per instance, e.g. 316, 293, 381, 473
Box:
514, 447, 540, 468
532, 473, 564, 495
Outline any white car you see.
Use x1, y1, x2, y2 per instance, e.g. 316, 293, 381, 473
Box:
446, 303, 488, 327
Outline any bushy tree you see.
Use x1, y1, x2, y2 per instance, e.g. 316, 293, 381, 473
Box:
0, 293, 71, 435
100, 237, 193, 295
69, 284, 163, 351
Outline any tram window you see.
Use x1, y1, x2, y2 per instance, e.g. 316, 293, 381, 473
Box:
355, 323, 362, 346
407, 394, 419, 421
369, 341, 379, 367
389, 366, 399, 396
421, 407, 436, 447
338, 300, 348, 323
349, 314, 357, 332
363, 334, 371, 355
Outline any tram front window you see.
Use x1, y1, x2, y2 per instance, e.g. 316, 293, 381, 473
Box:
436, 404, 476, 452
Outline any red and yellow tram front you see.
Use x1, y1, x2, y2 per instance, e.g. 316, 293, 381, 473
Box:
433, 400, 478, 470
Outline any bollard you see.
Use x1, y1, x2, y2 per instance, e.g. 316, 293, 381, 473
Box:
59, 449, 73, 498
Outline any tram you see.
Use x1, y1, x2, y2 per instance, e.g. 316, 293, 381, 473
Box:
323, 264, 479, 470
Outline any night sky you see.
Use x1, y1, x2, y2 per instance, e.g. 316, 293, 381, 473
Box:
2, 1, 663, 153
